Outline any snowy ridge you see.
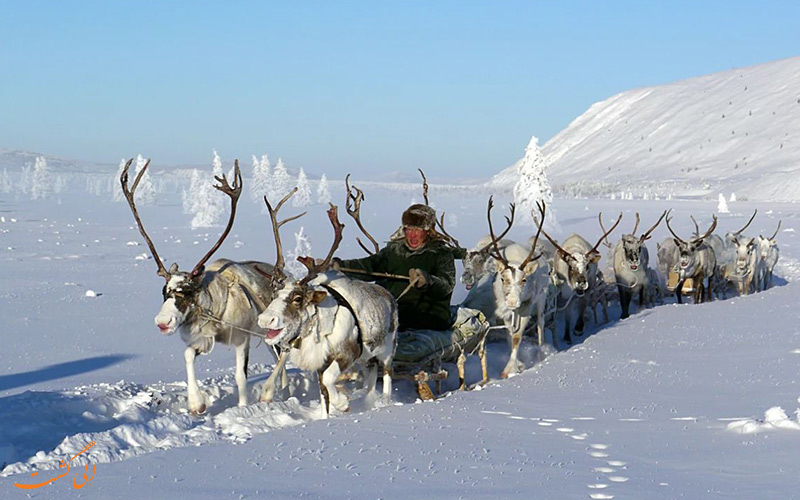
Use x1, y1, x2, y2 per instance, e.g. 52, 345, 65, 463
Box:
491, 56, 800, 201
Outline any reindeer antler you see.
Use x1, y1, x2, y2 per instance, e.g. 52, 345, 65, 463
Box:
589, 212, 622, 254
768, 220, 782, 240
732, 209, 758, 236
299, 204, 345, 286
665, 213, 686, 245
631, 212, 641, 235
692, 215, 718, 242
345, 174, 379, 255
598, 212, 614, 249
640, 210, 668, 241
519, 201, 546, 269
418, 169, 429, 206
486, 196, 515, 267
265, 187, 307, 278
120, 158, 170, 281
436, 212, 460, 248
190, 159, 244, 276
690, 215, 701, 238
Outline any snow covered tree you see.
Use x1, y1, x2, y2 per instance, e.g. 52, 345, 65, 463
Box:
212, 149, 224, 178
250, 154, 272, 203
189, 154, 226, 228
271, 157, 292, 201
293, 168, 312, 207
0, 168, 12, 194
133, 155, 156, 205
183, 169, 202, 214
112, 158, 126, 201
285, 226, 313, 278
31, 156, 52, 200
18, 165, 31, 195
316, 173, 332, 205
512, 136, 558, 230
717, 193, 730, 214
729, 192, 737, 203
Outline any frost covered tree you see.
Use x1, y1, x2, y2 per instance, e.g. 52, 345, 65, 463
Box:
183, 169, 202, 214
0, 168, 12, 194
31, 156, 52, 200
18, 165, 32, 195
316, 173, 332, 205
717, 193, 730, 214
293, 168, 312, 207
729, 192, 737, 203
189, 154, 226, 228
250, 154, 272, 203
271, 158, 292, 200
112, 159, 127, 201
285, 226, 313, 278
133, 155, 156, 205
512, 136, 558, 230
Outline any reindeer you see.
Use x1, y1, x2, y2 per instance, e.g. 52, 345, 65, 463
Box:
756, 221, 781, 291
665, 214, 718, 304
257, 205, 398, 417
121, 159, 287, 415
479, 198, 551, 377
602, 211, 667, 319
694, 210, 757, 297
540, 213, 622, 345
656, 237, 680, 283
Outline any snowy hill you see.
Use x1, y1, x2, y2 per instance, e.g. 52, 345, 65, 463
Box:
491, 56, 800, 201
0, 149, 115, 174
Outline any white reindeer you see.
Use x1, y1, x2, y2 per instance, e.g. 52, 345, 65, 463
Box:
258, 205, 398, 417
121, 159, 288, 414
756, 221, 781, 291
478, 199, 552, 377
602, 211, 667, 319
694, 210, 757, 298
540, 213, 622, 345
665, 214, 718, 304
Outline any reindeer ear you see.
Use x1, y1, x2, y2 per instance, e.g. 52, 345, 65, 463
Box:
169, 263, 180, 274
588, 251, 602, 264
522, 261, 539, 275
673, 238, 681, 247
309, 290, 328, 304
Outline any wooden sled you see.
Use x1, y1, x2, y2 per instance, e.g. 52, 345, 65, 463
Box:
667, 272, 695, 294
391, 307, 490, 400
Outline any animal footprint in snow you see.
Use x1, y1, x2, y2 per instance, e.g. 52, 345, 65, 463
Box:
537, 422, 553, 427
556, 427, 574, 433
607, 460, 627, 467
609, 476, 629, 483
588, 484, 609, 489
593, 467, 615, 473
590, 451, 609, 458
570, 433, 588, 440
590, 444, 609, 450
589, 493, 614, 499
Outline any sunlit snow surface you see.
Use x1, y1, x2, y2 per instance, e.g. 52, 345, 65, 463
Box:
1, 186, 799, 499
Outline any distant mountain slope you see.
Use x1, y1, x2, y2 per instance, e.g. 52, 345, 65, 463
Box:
492, 56, 800, 201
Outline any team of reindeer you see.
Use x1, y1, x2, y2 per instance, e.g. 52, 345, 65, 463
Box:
120, 159, 782, 417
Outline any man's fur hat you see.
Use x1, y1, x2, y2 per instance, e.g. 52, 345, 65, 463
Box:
401, 204, 436, 230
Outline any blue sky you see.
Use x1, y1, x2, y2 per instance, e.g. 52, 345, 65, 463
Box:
1, 1, 798, 180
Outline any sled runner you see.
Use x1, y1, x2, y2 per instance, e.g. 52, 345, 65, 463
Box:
391, 307, 490, 400
667, 271, 696, 294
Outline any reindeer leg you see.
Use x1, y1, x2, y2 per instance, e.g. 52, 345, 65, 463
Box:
457, 351, 467, 391
320, 362, 348, 415
619, 285, 631, 319
184, 347, 207, 415
318, 368, 331, 418
234, 340, 249, 407
260, 350, 290, 403
676, 280, 684, 304
479, 335, 489, 386
382, 358, 393, 401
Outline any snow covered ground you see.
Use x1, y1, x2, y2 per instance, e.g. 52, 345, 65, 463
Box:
1, 184, 799, 499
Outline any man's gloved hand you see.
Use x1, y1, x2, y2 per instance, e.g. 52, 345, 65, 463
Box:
409, 268, 430, 288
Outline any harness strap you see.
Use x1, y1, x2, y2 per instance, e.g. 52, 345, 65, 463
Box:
319, 283, 364, 355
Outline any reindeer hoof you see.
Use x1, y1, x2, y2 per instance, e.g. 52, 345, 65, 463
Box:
190, 404, 207, 416
501, 372, 509, 379
417, 382, 435, 401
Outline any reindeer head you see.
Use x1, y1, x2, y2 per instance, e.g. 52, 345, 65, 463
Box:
666, 214, 717, 278
258, 204, 344, 346
758, 220, 781, 262
120, 158, 243, 335
731, 236, 756, 275
544, 212, 622, 296
604, 211, 666, 271
155, 263, 207, 334
485, 198, 546, 307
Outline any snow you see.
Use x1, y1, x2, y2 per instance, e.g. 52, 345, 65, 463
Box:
1, 183, 799, 499
3, 56, 800, 499
492, 55, 800, 202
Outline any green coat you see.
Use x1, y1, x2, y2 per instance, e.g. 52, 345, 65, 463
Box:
338, 239, 458, 331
